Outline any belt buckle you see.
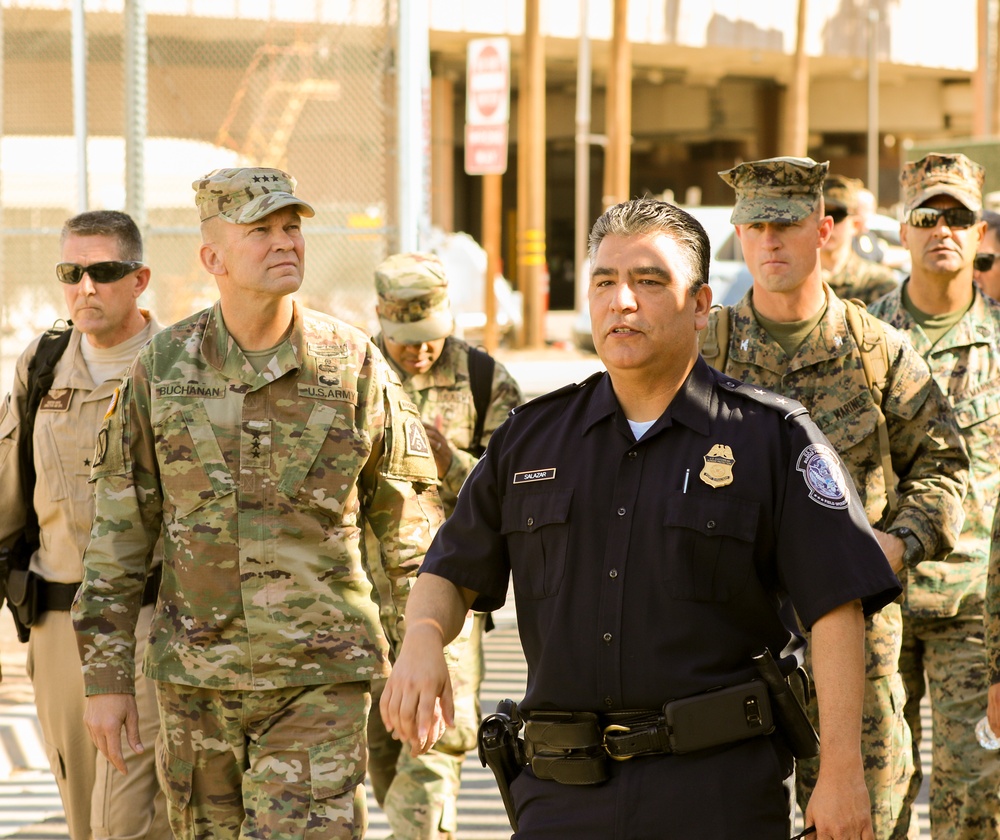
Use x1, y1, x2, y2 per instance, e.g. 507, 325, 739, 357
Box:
602, 723, 632, 762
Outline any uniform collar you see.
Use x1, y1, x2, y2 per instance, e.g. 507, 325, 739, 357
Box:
582, 358, 713, 439
203, 300, 303, 387
729, 283, 852, 373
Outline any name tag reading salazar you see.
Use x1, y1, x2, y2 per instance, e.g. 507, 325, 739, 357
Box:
513, 468, 557, 484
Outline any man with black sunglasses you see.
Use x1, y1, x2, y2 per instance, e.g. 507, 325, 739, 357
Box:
820, 175, 899, 305
870, 152, 1000, 840
973, 209, 1000, 300
0, 210, 169, 839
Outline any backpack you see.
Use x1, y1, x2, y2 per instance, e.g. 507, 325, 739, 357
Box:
699, 300, 897, 519
4, 322, 74, 641
466, 345, 496, 457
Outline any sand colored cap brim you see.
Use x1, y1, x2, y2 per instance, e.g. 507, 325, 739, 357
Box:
730, 196, 819, 225
380, 312, 454, 344
906, 185, 981, 214
219, 192, 316, 224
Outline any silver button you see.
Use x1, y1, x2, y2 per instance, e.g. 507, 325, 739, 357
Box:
609, 569, 618, 579
706, 520, 716, 529
527, 517, 534, 528
603, 633, 612, 642
618, 507, 626, 516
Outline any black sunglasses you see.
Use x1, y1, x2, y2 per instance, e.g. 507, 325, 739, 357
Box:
826, 207, 850, 225
975, 252, 1000, 272
56, 260, 143, 285
906, 206, 979, 229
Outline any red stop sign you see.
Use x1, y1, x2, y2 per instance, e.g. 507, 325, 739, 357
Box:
467, 39, 509, 126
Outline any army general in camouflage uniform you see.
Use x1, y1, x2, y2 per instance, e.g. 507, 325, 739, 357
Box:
366, 253, 522, 840
714, 157, 968, 839
71, 168, 443, 840
871, 153, 1000, 840
821, 175, 900, 305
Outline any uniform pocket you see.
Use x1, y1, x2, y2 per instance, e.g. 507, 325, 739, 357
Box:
156, 739, 193, 813
662, 490, 759, 601
309, 725, 367, 801
501, 489, 573, 599
154, 405, 235, 519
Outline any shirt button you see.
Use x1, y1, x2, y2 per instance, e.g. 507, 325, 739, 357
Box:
527, 517, 534, 528
603, 633, 612, 642
627, 451, 637, 460
706, 520, 716, 529
618, 507, 626, 516
604, 697, 614, 707
609, 569, 618, 579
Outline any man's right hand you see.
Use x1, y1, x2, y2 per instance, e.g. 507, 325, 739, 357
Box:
83, 693, 142, 775
379, 623, 454, 756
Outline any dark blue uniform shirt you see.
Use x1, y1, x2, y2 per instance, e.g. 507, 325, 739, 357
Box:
422, 358, 901, 713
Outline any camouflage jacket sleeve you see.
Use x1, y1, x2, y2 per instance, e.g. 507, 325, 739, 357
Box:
882, 330, 969, 563
71, 365, 161, 695
361, 348, 443, 648
989, 500, 1000, 682
440, 357, 523, 510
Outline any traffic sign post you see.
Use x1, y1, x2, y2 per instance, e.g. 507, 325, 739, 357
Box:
465, 38, 510, 175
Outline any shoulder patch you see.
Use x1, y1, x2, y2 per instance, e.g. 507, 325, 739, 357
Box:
796, 443, 850, 510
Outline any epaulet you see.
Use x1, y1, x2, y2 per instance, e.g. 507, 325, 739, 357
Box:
510, 371, 603, 416
712, 370, 809, 422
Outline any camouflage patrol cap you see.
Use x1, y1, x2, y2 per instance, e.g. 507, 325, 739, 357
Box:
824, 175, 863, 213
719, 156, 830, 224
375, 252, 454, 343
900, 153, 984, 214
192, 167, 316, 224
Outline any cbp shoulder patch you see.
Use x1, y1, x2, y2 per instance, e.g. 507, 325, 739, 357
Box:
405, 418, 432, 457
796, 443, 849, 509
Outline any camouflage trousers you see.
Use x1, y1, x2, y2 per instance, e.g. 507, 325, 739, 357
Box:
154, 680, 370, 840
796, 671, 914, 839
899, 611, 1000, 840
367, 612, 486, 840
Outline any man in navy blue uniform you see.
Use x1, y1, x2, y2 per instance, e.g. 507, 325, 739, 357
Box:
380, 198, 901, 840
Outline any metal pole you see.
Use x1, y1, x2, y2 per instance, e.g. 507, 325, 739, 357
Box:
867, 4, 879, 203
72, 0, 89, 212
784, 0, 809, 156
397, 0, 430, 252
575, 0, 591, 314
517, 0, 547, 348
124, 0, 147, 229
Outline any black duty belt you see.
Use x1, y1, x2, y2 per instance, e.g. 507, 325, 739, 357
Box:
40, 564, 162, 613
522, 679, 774, 785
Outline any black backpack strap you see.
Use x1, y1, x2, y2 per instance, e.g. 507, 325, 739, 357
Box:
18, 324, 74, 554
467, 346, 496, 457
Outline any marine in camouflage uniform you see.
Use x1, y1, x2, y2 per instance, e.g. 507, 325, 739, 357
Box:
821, 175, 899, 306
715, 157, 968, 840
71, 168, 443, 840
366, 253, 523, 840
870, 153, 1000, 840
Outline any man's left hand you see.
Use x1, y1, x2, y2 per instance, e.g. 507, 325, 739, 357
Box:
805, 763, 874, 840
423, 424, 452, 479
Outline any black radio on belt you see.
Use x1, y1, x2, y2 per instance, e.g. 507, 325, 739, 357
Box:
661, 678, 774, 753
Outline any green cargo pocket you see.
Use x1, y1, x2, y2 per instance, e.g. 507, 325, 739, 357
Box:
309, 725, 368, 801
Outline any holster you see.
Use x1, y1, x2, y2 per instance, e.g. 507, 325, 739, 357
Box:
477, 699, 526, 832
753, 648, 819, 759
5, 535, 37, 643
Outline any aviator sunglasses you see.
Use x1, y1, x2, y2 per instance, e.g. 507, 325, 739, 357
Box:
56, 260, 143, 285
906, 206, 979, 229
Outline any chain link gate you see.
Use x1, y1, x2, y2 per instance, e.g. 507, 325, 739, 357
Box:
0, 0, 399, 392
